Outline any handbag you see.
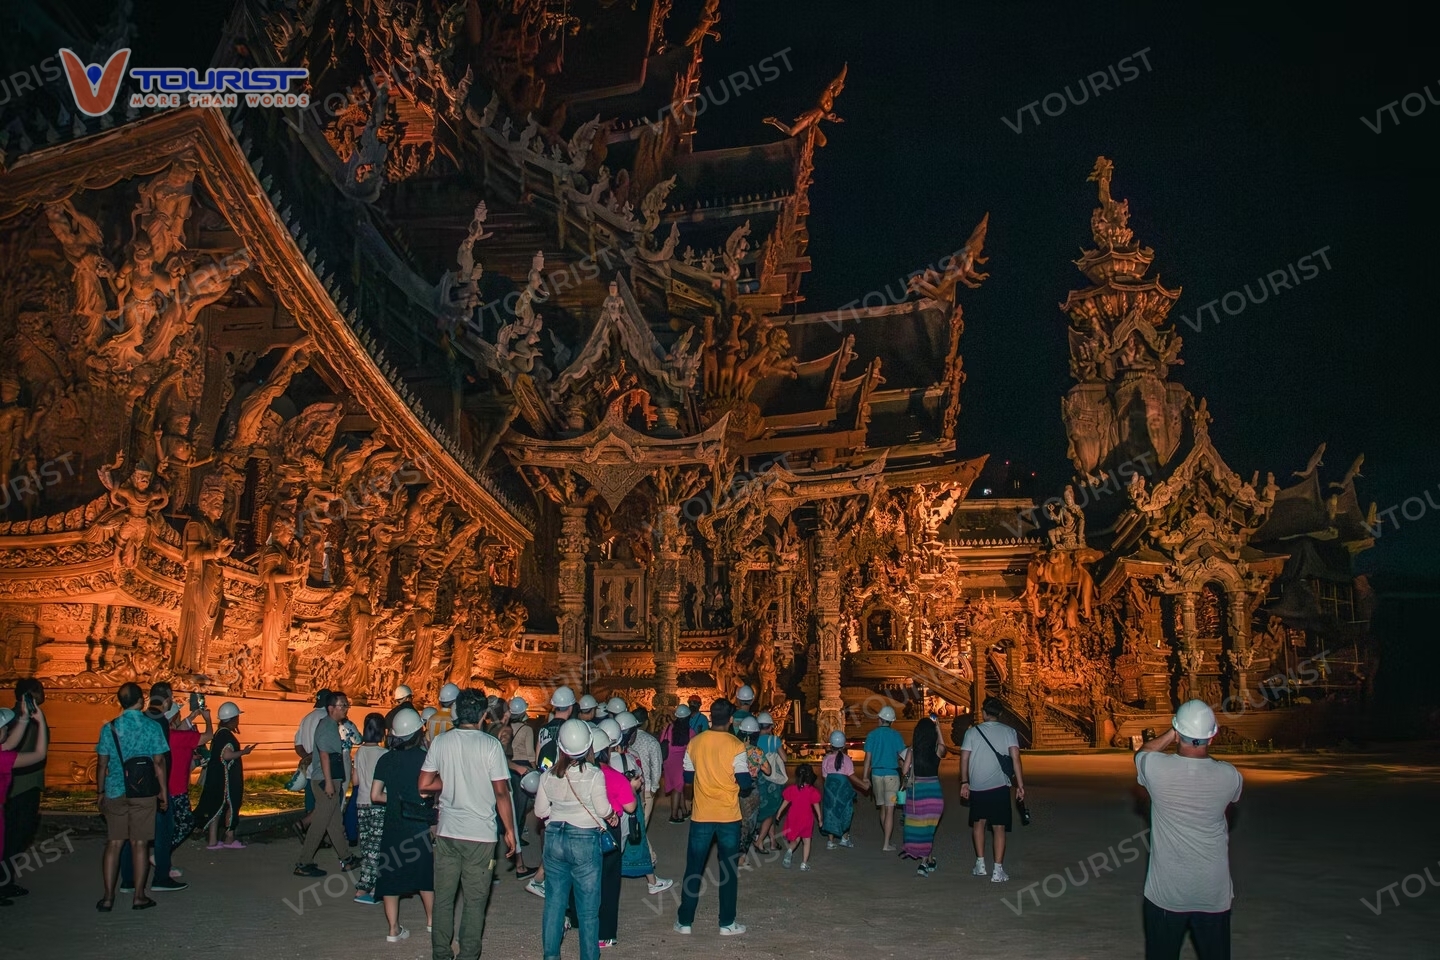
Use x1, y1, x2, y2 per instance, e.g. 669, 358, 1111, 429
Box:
764, 751, 789, 785
285, 760, 308, 792
564, 773, 618, 853
108, 721, 161, 799
974, 724, 1017, 782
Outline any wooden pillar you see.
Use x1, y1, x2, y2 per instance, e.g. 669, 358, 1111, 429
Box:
556, 504, 589, 662
814, 525, 844, 743
1227, 590, 1251, 704
1179, 590, 1201, 702
649, 505, 685, 719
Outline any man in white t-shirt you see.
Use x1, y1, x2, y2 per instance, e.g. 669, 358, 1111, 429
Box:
1135, 700, 1242, 960
419, 689, 516, 960
291, 689, 330, 836
959, 697, 1024, 882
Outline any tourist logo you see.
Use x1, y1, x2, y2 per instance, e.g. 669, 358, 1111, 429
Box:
58, 48, 131, 117
57, 48, 310, 115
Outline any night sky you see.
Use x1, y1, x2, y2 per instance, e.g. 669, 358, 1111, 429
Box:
11, 1, 1439, 579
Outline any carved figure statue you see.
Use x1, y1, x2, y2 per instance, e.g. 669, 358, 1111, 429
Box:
0, 373, 45, 499
1087, 156, 1133, 248
711, 640, 740, 696
257, 513, 309, 689
174, 476, 234, 675
754, 631, 778, 709
44, 199, 115, 349
89, 452, 170, 567
133, 155, 198, 265
1045, 485, 1087, 550
101, 237, 177, 372
907, 214, 990, 301
228, 337, 313, 452
640, 175, 678, 235
684, 0, 721, 46
145, 248, 252, 363
763, 64, 847, 147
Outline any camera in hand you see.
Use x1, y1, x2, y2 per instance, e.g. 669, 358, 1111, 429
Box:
1016, 796, 1033, 826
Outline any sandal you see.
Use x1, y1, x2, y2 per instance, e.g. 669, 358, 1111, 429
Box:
132, 898, 158, 910
95, 899, 113, 912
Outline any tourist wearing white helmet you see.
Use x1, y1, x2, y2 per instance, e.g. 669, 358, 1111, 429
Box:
610, 705, 675, 898
753, 711, 786, 857
417, 689, 517, 959
597, 717, 623, 747
369, 705, 435, 943
820, 729, 860, 849
502, 695, 539, 881
195, 700, 253, 856
427, 683, 461, 742
535, 686, 578, 797
863, 703, 905, 852
1136, 700, 1242, 959
591, 719, 640, 948
733, 715, 773, 868
606, 696, 628, 716
625, 707, 666, 836
421, 706, 439, 722
578, 694, 599, 722
534, 718, 616, 960
960, 696, 1024, 883
385, 685, 416, 734
733, 685, 755, 726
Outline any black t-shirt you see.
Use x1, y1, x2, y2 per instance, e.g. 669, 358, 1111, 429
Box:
912, 718, 942, 779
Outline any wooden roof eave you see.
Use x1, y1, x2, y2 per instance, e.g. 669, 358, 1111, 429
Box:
0, 109, 532, 550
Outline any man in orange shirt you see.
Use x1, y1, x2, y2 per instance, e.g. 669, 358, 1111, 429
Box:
674, 698, 753, 937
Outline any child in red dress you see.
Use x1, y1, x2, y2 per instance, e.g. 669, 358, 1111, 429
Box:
777, 764, 822, 871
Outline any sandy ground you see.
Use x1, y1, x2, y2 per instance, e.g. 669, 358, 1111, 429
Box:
4, 746, 1439, 959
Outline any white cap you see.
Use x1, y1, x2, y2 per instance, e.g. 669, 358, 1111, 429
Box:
736, 685, 754, 702
578, 694, 598, 711
393, 684, 413, 701
558, 718, 593, 756
439, 683, 461, 704
509, 696, 528, 716
164, 702, 182, 720
878, 706, 896, 722
616, 711, 639, 732
520, 770, 542, 794
605, 696, 627, 714
1172, 700, 1219, 741
597, 717, 622, 746
674, 704, 691, 719
738, 716, 760, 733
589, 725, 612, 754
391, 707, 424, 738
421, 707, 438, 721
829, 730, 846, 748
757, 712, 774, 726
551, 686, 577, 709
217, 702, 242, 721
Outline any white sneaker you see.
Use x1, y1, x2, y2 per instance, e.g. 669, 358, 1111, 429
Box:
782, 849, 793, 869
839, 836, 854, 848
648, 878, 674, 894
718, 922, 747, 936
992, 864, 1010, 883
673, 922, 692, 935
826, 840, 837, 850
386, 926, 410, 942
799, 862, 810, 872
972, 858, 988, 876
526, 878, 546, 898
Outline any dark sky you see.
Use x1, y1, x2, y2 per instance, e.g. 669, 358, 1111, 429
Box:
13, 1, 1438, 578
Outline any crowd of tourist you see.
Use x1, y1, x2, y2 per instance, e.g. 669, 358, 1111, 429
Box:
0, 672, 1239, 959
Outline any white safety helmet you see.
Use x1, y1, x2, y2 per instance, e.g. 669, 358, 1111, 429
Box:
509, 696, 529, 717
674, 704, 691, 719
217, 702, 242, 721
878, 705, 897, 723
390, 707, 424, 739
0, 708, 17, 729
439, 683, 461, 704
589, 725, 612, 754
558, 718, 593, 756
551, 685, 577, 709
1172, 700, 1219, 741
164, 702, 182, 720
578, 694, 599, 711
595, 703, 609, 718
736, 685, 755, 703
606, 696, 627, 715
421, 707, 438, 721
757, 712, 774, 726
393, 684, 413, 702
829, 730, 847, 749
598, 717, 622, 746
616, 711, 640, 732
738, 716, 760, 734
520, 770, 542, 794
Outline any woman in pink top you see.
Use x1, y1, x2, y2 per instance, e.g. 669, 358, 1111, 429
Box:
0, 698, 51, 898
594, 726, 636, 949
777, 764, 822, 871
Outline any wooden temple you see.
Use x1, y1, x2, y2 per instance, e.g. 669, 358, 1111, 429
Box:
0, 0, 1376, 778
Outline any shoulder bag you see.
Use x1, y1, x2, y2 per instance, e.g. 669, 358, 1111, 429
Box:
973, 724, 1016, 782
108, 720, 161, 799
565, 772, 619, 853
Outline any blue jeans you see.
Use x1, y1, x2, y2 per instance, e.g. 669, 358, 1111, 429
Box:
677, 819, 741, 928
542, 822, 602, 960
120, 802, 173, 887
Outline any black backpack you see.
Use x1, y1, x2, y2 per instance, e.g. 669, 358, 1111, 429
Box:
536, 718, 564, 770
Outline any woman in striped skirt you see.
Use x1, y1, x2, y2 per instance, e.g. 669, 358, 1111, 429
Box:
902, 713, 947, 876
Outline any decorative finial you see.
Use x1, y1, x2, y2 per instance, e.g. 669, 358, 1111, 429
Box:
1087, 156, 1133, 249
